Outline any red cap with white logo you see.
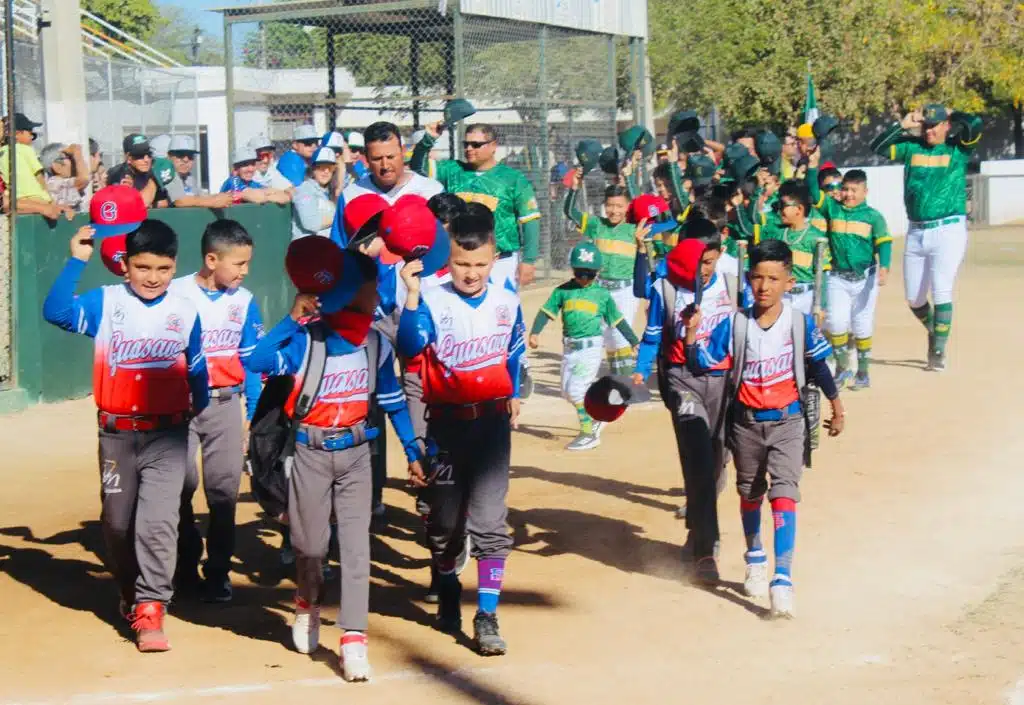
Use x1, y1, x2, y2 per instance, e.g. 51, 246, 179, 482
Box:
89, 185, 147, 239
285, 236, 345, 294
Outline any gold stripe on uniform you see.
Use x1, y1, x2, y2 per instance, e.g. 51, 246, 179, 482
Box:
792, 249, 814, 268
563, 300, 599, 315
831, 219, 873, 237
909, 153, 952, 168
578, 213, 589, 234
595, 238, 637, 257
810, 216, 828, 231
457, 192, 500, 211
518, 212, 542, 223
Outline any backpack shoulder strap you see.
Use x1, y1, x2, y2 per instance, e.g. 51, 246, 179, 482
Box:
365, 329, 381, 398
728, 310, 749, 396
294, 321, 328, 422
660, 279, 677, 339
724, 274, 738, 306
791, 307, 806, 391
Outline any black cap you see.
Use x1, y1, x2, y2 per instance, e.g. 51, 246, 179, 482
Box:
122, 133, 151, 158
12, 112, 41, 133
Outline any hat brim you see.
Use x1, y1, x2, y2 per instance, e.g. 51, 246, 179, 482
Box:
168, 149, 199, 156
346, 213, 385, 251
416, 223, 452, 278
648, 218, 678, 235
91, 221, 143, 239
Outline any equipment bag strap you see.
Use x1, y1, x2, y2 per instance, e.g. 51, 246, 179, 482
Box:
294, 321, 329, 423
728, 309, 749, 398
366, 329, 380, 398
661, 279, 677, 341
791, 306, 806, 393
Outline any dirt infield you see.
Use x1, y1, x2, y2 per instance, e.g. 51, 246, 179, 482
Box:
2, 230, 1023, 705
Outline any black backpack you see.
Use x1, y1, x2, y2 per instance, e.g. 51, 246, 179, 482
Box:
247, 322, 329, 518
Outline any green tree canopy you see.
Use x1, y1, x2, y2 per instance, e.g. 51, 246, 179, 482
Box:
82, 0, 160, 40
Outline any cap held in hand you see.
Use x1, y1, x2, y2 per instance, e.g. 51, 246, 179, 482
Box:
666, 238, 707, 291
627, 194, 676, 235
285, 236, 345, 294
379, 195, 437, 260
584, 375, 652, 423
100, 234, 129, 276
89, 185, 147, 239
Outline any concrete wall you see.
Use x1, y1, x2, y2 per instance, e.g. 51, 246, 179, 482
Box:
11, 205, 295, 406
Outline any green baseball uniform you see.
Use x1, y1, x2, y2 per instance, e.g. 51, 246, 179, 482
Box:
807, 168, 893, 275
562, 190, 637, 282
755, 220, 830, 284
411, 133, 541, 262
532, 281, 637, 342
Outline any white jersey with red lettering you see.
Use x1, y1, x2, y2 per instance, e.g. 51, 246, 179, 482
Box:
418, 283, 523, 405
95, 285, 201, 415
170, 275, 261, 389
661, 273, 734, 369
284, 334, 395, 428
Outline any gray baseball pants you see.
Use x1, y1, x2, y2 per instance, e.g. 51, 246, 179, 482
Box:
288, 430, 372, 631
424, 413, 512, 567
662, 364, 726, 559
729, 414, 804, 502
178, 393, 245, 580
98, 425, 189, 606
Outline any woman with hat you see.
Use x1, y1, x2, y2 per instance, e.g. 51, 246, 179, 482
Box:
292, 147, 342, 240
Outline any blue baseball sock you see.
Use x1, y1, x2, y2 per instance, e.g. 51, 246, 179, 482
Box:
771, 498, 797, 586
740, 498, 764, 555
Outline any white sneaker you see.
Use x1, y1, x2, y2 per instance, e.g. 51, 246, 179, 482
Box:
340, 633, 372, 682
769, 581, 795, 619
743, 554, 770, 598
292, 599, 320, 654
566, 433, 600, 451
592, 421, 604, 438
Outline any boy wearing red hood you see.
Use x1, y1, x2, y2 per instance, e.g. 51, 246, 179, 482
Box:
245, 249, 424, 683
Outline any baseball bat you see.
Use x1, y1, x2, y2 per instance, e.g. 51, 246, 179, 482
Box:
812, 238, 827, 316
736, 240, 748, 307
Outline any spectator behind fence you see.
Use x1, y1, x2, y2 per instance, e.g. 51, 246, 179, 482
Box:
248, 134, 292, 190
275, 125, 320, 188
167, 135, 200, 195
40, 142, 91, 211
106, 134, 162, 207
291, 146, 340, 240
220, 147, 291, 205
0, 113, 74, 220
88, 138, 106, 196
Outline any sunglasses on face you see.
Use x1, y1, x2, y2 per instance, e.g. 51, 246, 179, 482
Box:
170, 153, 194, 161
298, 140, 319, 147
463, 139, 494, 149
824, 183, 841, 191
129, 153, 152, 160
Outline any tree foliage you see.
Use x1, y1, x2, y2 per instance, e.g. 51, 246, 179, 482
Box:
82, 0, 160, 40
648, 0, 1024, 127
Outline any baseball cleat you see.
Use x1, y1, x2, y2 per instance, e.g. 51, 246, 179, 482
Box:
926, 350, 947, 372
519, 368, 534, 400
455, 534, 472, 576
850, 372, 871, 391
132, 601, 171, 653
743, 555, 770, 598
339, 633, 372, 682
566, 433, 600, 451
473, 611, 507, 656
694, 556, 720, 586
833, 369, 854, 390
201, 575, 233, 604
675, 503, 687, 520
591, 421, 605, 438
769, 581, 795, 619
291, 598, 320, 654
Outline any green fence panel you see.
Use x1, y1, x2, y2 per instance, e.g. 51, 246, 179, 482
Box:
13, 204, 295, 403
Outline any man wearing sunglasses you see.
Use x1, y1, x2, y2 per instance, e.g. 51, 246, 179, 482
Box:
167, 135, 200, 196
276, 125, 322, 188
0, 112, 75, 220
412, 122, 541, 291
105, 134, 162, 207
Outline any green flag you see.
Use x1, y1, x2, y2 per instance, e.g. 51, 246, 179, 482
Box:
803, 73, 819, 124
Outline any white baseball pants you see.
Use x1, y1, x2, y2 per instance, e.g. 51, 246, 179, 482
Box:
826, 270, 879, 339
785, 286, 815, 316
491, 252, 520, 293
602, 284, 638, 352
903, 216, 968, 307
560, 337, 604, 404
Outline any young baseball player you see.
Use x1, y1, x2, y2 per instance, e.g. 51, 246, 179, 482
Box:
690, 239, 845, 618
563, 168, 641, 375
754, 181, 830, 319
807, 158, 893, 390
633, 223, 739, 582
42, 190, 209, 652
870, 104, 983, 371
172, 220, 264, 603
397, 207, 525, 656
528, 241, 639, 451
245, 254, 424, 682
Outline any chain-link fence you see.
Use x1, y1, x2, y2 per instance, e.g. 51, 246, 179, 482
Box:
222, 1, 644, 279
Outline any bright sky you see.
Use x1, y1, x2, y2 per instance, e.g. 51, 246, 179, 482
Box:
157, 0, 261, 36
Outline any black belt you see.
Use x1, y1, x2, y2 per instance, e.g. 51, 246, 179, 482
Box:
497, 251, 516, 260
428, 398, 511, 421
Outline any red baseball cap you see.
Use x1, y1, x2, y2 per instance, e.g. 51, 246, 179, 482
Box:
666, 238, 706, 290
89, 185, 147, 239
343, 193, 389, 248
583, 375, 652, 423
378, 195, 437, 260
627, 194, 676, 235
99, 234, 128, 276
285, 236, 345, 294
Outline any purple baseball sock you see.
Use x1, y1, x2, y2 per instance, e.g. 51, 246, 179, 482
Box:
476, 558, 504, 614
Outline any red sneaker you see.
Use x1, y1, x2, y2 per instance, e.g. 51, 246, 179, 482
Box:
131, 601, 171, 653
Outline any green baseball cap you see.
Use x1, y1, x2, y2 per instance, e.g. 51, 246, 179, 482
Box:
754, 130, 782, 166
729, 154, 761, 183
674, 130, 705, 154
443, 98, 476, 127
686, 154, 717, 187
618, 125, 654, 156
570, 241, 602, 271
598, 145, 624, 175
575, 139, 604, 175
948, 111, 983, 145
667, 110, 700, 139
724, 142, 751, 168
812, 115, 840, 141
151, 157, 177, 187
922, 104, 949, 126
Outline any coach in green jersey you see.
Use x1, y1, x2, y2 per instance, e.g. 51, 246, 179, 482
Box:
870, 104, 982, 371
412, 121, 542, 290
